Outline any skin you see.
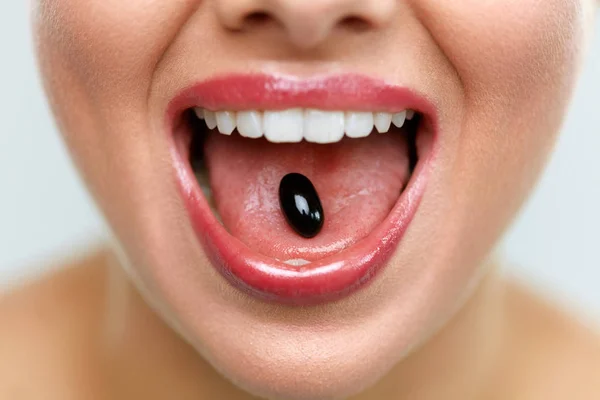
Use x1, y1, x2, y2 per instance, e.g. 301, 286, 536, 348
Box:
1, 0, 599, 399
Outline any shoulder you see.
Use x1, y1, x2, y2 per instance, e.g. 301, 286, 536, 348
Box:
503, 280, 600, 400
0, 249, 111, 398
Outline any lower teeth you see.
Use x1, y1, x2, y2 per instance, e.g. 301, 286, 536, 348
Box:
194, 169, 222, 223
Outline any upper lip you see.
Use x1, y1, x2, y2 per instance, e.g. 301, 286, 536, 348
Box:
167, 73, 437, 305
167, 73, 437, 117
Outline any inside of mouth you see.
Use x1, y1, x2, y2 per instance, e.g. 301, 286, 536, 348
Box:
181, 109, 424, 264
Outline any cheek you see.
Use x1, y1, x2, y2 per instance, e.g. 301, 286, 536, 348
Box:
32, 0, 199, 192
35, 0, 198, 99
420, 0, 583, 97
413, 0, 586, 199
410, 0, 587, 291
419, 0, 585, 183
31, 0, 200, 253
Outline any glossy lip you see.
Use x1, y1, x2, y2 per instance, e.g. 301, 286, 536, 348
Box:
167, 73, 438, 305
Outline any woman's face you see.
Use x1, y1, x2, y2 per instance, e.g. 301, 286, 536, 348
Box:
34, 0, 595, 398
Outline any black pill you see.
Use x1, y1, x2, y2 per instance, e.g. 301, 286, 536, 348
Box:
279, 173, 324, 238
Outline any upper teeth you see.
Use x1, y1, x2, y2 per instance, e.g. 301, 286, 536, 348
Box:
194, 108, 416, 144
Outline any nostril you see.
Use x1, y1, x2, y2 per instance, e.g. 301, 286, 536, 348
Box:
244, 11, 273, 27
340, 16, 372, 32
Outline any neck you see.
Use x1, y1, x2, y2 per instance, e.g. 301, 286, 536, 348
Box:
100, 255, 508, 400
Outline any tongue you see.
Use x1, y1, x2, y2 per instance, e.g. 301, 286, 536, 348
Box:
204, 132, 411, 262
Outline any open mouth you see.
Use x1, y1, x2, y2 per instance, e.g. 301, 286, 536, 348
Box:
168, 74, 437, 305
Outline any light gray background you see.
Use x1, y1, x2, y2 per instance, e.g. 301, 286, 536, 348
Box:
1, 4, 599, 322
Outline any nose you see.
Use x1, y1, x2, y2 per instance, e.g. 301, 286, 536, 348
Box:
215, 0, 396, 50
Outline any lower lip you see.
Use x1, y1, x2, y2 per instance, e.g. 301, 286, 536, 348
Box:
169, 74, 436, 305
